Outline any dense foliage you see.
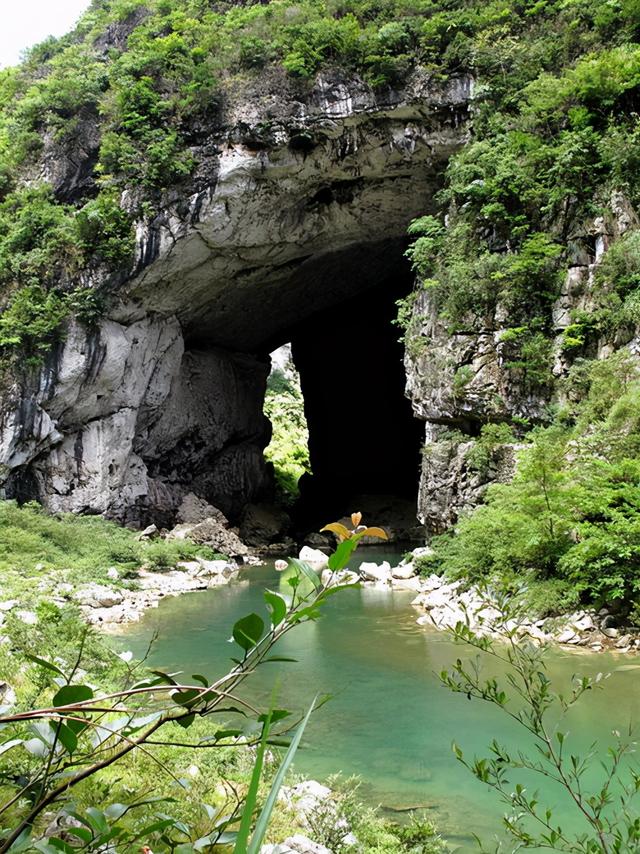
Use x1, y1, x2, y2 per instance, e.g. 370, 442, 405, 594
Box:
1, 0, 638, 360
402, 0, 640, 391
263, 359, 311, 503
423, 352, 640, 619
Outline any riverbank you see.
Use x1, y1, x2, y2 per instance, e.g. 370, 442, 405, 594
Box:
340, 548, 640, 655
85, 541, 640, 652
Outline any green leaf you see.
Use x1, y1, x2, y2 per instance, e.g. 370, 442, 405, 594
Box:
66, 716, 89, 737
52, 684, 94, 708
130, 818, 177, 841
290, 605, 322, 623
64, 827, 93, 844
54, 722, 78, 755
319, 582, 360, 599
289, 558, 322, 591
173, 688, 201, 709
85, 807, 109, 835
232, 613, 265, 651
150, 670, 180, 685
328, 538, 358, 571
258, 709, 290, 724
191, 674, 209, 687
24, 654, 65, 677
34, 840, 75, 854
0, 738, 23, 756
177, 713, 195, 729
264, 590, 287, 627
247, 697, 318, 854
234, 709, 273, 853
216, 832, 238, 844
104, 804, 129, 821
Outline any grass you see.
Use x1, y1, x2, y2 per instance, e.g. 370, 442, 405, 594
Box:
0, 500, 220, 603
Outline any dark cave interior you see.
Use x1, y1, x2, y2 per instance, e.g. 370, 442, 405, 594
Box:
285, 257, 423, 531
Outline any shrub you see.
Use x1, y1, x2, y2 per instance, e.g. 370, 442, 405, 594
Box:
430, 355, 640, 613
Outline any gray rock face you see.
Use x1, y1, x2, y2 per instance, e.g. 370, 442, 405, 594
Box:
0, 70, 472, 525
417, 423, 521, 534
404, 194, 639, 532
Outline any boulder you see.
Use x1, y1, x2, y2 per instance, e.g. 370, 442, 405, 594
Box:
137, 524, 159, 541
240, 503, 290, 546
557, 629, 580, 644
170, 517, 249, 558
602, 627, 619, 639
76, 585, 124, 608
261, 836, 331, 854
571, 613, 596, 632
176, 560, 202, 574
176, 493, 226, 525
16, 610, 38, 626
0, 600, 18, 612
195, 558, 236, 578
280, 780, 332, 816
0, 682, 16, 707
393, 576, 423, 592
298, 546, 329, 570
321, 569, 359, 587
304, 532, 334, 549
359, 561, 392, 583
55, 583, 74, 596
391, 562, 416, 580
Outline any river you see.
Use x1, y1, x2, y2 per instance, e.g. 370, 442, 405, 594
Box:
115, 551, 640, 850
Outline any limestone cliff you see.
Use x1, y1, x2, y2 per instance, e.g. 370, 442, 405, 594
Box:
404, 192, 640, 533
0, 65, 472, 525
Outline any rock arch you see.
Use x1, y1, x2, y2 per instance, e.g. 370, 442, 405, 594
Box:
0, 72, 472, 526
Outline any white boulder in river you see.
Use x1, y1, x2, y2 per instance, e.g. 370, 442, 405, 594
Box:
391, 561, 417, 580
260, 836, 331, 854
359, 560, 392, 583
298, 546, 329, 570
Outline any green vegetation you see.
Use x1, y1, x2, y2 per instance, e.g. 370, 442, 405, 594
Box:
1, 0, 637, 365
0, 186, 134, 364
0, 513, 415, 852
0, 500, 218, 602
263, 360, 311, 503
400, 0, 640, 392
424, 352, 640, 619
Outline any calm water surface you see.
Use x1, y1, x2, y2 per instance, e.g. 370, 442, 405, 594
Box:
115, 552, 640, 850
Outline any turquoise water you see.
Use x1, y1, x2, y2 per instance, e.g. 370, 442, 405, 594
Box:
115, 553, 640, 850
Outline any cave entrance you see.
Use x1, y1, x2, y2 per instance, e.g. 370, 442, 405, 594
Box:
264, 257, 423, 534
